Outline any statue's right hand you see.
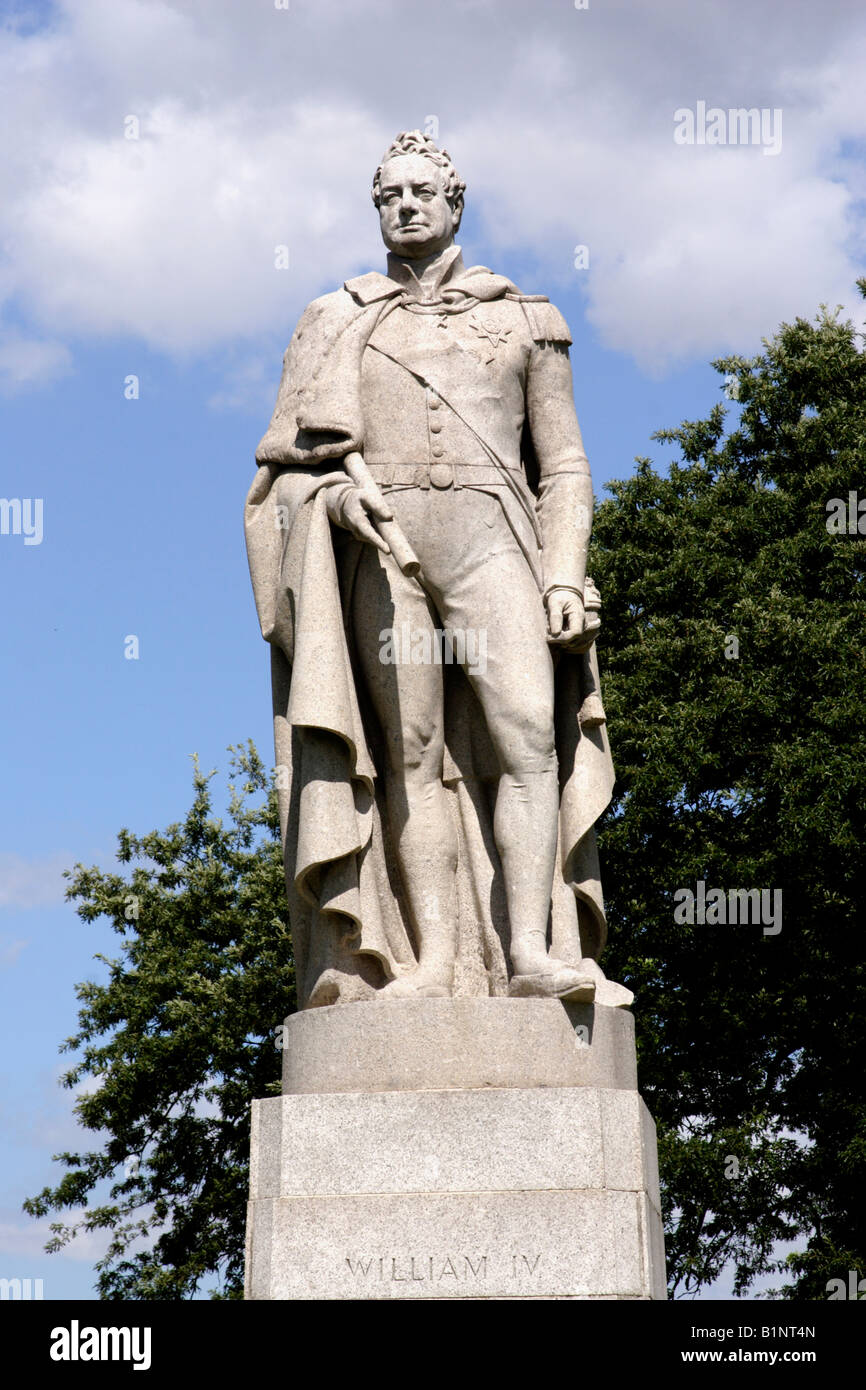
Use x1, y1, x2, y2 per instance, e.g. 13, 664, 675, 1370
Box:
325, 481, 393, 554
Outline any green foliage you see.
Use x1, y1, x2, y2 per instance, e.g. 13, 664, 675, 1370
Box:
24, 743, 292, 1300
591, 295, 866, 1298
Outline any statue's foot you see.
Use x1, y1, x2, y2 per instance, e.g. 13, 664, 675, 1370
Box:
381, 964, 452, 999
508, 958, 596, 1003
306, 968, 378, 1008
576, 957, 634, 1009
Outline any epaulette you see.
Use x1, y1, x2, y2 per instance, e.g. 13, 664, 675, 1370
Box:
507, 294, 572, 345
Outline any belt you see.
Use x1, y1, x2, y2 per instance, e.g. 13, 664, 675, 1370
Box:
364, 461, 525, 490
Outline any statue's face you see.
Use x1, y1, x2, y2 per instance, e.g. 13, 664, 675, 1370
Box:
377, 153, 459, 260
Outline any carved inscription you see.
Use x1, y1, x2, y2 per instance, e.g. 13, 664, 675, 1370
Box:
344, 1253, 543, 1283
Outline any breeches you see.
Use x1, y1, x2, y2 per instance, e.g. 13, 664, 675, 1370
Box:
349, 486, 556, 778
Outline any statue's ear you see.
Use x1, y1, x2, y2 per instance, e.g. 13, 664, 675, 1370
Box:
450, 196, 464, 234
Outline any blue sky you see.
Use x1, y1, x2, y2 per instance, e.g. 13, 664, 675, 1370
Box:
1, 0, 864, 1300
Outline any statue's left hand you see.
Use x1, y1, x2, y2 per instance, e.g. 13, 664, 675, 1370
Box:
545, 587, 586, 645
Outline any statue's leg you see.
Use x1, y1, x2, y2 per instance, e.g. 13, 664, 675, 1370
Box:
426, 489, 595, 1000
455, 571, 560, 978
351, 530, 458, 996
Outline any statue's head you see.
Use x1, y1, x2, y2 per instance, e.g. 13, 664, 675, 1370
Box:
371, 130, 465, 260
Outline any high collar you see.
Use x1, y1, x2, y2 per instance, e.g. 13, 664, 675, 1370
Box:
385, 244, 465, 302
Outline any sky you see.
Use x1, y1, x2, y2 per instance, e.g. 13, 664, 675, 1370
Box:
1, 0, 864, 1301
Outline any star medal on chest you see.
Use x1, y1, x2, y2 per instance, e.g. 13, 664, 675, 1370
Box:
468, 313, 512, 362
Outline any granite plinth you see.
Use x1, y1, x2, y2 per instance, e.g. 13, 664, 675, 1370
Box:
245, 999, 666, 1300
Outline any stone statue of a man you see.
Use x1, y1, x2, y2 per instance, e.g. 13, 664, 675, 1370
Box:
245, 130, 630, 1011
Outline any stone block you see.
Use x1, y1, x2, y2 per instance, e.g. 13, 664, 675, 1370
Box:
246, 1186, 664, 1301
245, 1084, 666, 1299
281, 997, 637, 1094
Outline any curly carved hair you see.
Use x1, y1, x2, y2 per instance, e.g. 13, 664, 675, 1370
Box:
371, 130, 466, 220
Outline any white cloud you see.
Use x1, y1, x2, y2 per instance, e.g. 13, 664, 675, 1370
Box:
0, 0, 864, 381
0, 852, 74, 909
0, 332, 72, 393
0, 935, 29, 968
206, 351, 280, 415
0, 1210, 115, 1262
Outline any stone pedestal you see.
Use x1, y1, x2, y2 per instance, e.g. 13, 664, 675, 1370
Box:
244, 999, 666, 1300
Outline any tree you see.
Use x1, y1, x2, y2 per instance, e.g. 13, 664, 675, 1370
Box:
591, 287, 866, 1297
24, 744, 292, 1299
27, 292, 866, 1300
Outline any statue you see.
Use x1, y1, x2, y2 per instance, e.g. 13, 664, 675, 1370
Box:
245, 130, 631, 1011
